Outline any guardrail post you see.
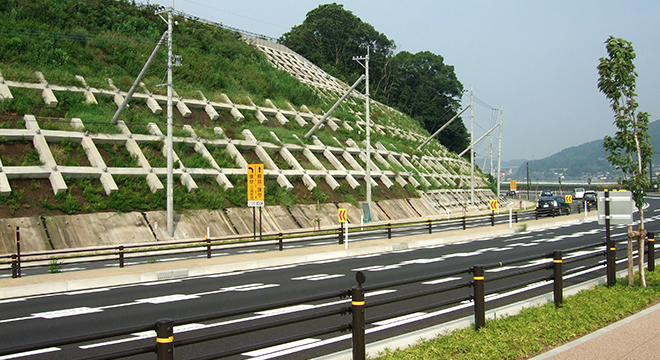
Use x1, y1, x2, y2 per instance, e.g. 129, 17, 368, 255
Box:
118, 245, 124, 268
553, 250, 563, 308
535, 209, 538, 220
156, 318, 174, 360
387, 223, 392, 239
473, 265, 485, 330
648, 232, 655, 272
352, 271, 366, 360
577, 202, 581, 214
490, 212, 494, 226
15, 227, 20, 278
279, 232, 283, 251
338, 226, 344, 245
462, 216, 466, 230
428, 217, 432, 234
11, 254, 17, 279
206, 239, 211, 259
514, 211, 518, 223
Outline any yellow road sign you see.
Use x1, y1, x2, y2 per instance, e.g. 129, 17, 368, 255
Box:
490, 200, 498, 211
338, 208, 347, 223
247, 164, 264, 207
510, 180, 517, 191
565, 195, 572, 203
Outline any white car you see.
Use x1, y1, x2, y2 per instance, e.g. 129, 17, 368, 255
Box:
572, 187, 586, 199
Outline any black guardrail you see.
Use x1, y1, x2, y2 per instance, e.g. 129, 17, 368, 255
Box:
2, 201, 589, 277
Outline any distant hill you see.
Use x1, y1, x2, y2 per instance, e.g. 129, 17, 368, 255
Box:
514, 119, 660, 181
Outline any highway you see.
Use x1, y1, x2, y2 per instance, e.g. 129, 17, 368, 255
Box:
1, 195, 659, 360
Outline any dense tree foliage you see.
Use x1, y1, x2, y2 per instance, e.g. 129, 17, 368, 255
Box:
280, 3, 468, 154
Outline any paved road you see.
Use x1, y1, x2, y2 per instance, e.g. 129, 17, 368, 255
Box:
1, 196, 658, 359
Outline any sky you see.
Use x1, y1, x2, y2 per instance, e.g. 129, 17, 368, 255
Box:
149, 0, 660, 163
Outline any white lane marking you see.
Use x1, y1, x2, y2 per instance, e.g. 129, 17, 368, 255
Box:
366, 289, 397, 297
0, 316, 33, 324
237, 249, 262, 253
263, 265, 298, 271
310, 259, 343, 265
292, 274, 345, 281
243, 338, 321, 359
355, 254, 381, 259
32, 307, 103, 319
141, 280, 182, 286
422, 277, 462, 285
486, 266, 517, 273
255, 305, 316, 316
0, 347, 60, 359
207, 272, 245, 278
308, 241, 334, 246
60, 267, 86, 272
0, 298, 26, 304
372, 312, 427, 326
65, 289, 110, 295
135, 294, 200, 304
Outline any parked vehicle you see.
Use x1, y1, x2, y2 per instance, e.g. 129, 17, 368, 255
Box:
536, 195, 571, 216
540, 190, 553, 197
572, 187, 586, 199
507, 190, 518, 197
584, 190, 597, 207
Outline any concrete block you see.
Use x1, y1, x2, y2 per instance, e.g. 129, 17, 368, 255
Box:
242, 129, 258, 143
180, 172, 198, 192
146, 173, 164, 192
41, 88, 58, 107
226, 143, 247, 168
343, 121, 353, 131
264, 98, 276, 108
205, 103, 219, 121
303, 148, 325, 170
70, 118, 84, 130
230, 106, 244, 120
81, 137, 106, 168
113, 93, 126, 107
255, 146, 278, 171
49, 171, 67, 195
408, 175, 420, 188
279, 148, 302, 170
0, 83, 13, 101
345, 174, 360, 189
84, 90, 97, 104
276, 174, 294, 191
324, 174, 340, 190
342, 151, 364, 171
255, 109, 268, 124
275, 111, 289, 125
176, 100, 192, 118
293, 114, 307, 127
302, 173, 316, 191
146, 97, 162, 114
324, 149, 346, 171
380, 174, 393, 188
148, 123, 164, 136
395, 174, 407, 187
215, 173, 233, 190
99, 172, 118, 195
0, 171, 10, 196
327, 118, 339, 131
125, 139, 151, 169
375, 152, 391, 169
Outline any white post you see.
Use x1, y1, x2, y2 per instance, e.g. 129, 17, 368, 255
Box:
166, 7, 174, 237
206, 226, 209, 240
344, 221, 349, 249
360, 214, 364, 230
509, 208, 512, 228
470, 86, 475, 205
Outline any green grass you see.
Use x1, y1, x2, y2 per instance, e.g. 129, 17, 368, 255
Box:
372, 270, 660, 360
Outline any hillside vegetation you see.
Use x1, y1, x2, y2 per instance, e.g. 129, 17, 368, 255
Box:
0, 0, 487, 218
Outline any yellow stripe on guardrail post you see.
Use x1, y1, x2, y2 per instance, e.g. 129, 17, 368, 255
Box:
118, 245, 124, 268
352, 271, 366, 360
473, 265, 485, 330
648, 232, 655, 272
553, 250, 563, 308
156, 318, 173, 360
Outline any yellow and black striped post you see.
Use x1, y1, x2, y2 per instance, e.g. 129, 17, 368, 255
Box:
649, 232, 655, 272
490, 211, 495, 226
462, 215, 466, 230
473, 265, 485, 330
118, 245, 124, 268
387, 223, 392, 239
15, 227, 20, 278
156, 318, 173, 360
278, 232, 283, 251
11, 254, 17, 279
206, 237, 212, 259
553, 251, 563, 308
352, 271, 366, 360
428, 217, 432, 234
338, 226, 344, 245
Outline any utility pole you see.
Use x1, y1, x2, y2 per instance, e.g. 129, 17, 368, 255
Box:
526, 162, 530, 200
470, 86, 474, 205
497, 107, 503, 197
166, 7, 174, 237
353, 48, 372, 220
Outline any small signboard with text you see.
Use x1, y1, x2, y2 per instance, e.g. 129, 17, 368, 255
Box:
597, 190, 633, 225
247, 164, 264, 207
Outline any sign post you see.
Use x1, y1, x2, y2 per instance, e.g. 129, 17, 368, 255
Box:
247, 164, 265, 241
339, 208, 348, 249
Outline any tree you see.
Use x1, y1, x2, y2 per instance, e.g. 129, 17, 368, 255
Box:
279, 3, 395, 93
597, 36, 653, 287
383, 51, 467, 154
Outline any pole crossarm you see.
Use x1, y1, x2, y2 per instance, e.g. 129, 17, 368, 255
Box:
459, 123, 500, 157
304, 74, 366, 138
111, 30, 168, 125
417, 105, 470, 151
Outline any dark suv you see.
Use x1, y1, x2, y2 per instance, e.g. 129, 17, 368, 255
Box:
584, 190, 597, 207
536, 196, 571, 216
